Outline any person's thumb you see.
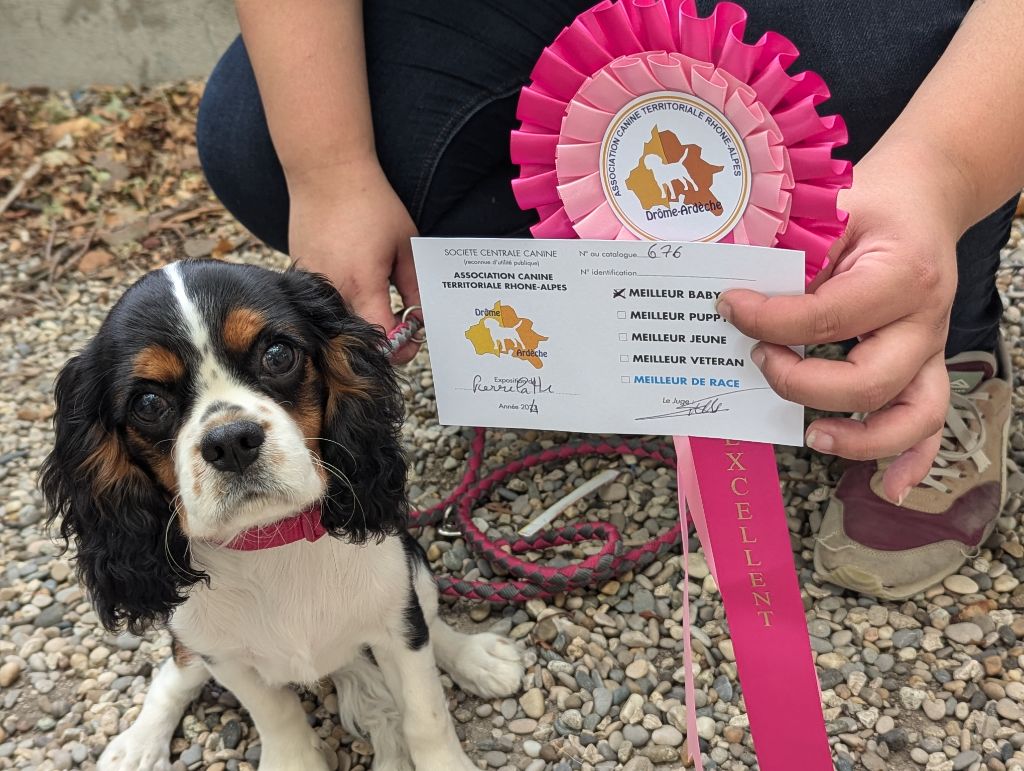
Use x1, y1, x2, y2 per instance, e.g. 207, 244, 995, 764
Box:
393, 237, 421, 310
388, 237, 422, 365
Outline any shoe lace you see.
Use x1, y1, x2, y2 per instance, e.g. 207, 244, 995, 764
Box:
918, 390, 990, 494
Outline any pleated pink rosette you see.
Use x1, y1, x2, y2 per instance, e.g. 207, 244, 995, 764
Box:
510, 0, 851, 283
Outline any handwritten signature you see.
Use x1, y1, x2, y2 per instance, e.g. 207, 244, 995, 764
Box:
472, 375, 554, 396
660, 397, 724, 417
634, 387, 768, 421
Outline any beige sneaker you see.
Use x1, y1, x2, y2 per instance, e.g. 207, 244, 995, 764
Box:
813, 341, 1012, 600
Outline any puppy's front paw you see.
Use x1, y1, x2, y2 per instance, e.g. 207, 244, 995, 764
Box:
98, 731, 172, 771
447, 632, 524, 699
259, 738, 331, 771
412, 750, 481, 771
372, 758, 416, 771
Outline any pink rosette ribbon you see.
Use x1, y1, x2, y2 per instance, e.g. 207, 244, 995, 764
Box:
511, 3, 851, 770
511, 0, 850, 283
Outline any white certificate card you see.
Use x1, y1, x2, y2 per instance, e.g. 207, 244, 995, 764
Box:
411, 238, 805, 446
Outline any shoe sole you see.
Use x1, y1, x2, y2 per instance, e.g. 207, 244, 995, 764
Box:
813, 398, 1011, 601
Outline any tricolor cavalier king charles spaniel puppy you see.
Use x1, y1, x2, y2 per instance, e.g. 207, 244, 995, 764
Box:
41, 260, 523, 771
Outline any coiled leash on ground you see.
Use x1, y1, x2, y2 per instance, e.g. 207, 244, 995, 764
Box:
387, 310, 684, 603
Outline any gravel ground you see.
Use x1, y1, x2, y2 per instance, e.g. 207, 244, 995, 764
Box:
3, 85, 1024, 771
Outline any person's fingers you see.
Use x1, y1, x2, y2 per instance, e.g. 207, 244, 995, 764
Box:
389, 321, 420, 364
880, 429, 944, 503
358, 291, 400, 334
752, 323, 940, 413
803, 353, 948, 460
342, 274, 399, 334
719, 261, 928, 345
388, 237, 422, 365
392, 236, 421, 309
389, 339, 419, 365
804, 224, 848, 292
352, 282, 425, 365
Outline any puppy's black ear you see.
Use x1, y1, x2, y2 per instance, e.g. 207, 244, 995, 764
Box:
40, 351, 201, 634
282, 268, 408, 542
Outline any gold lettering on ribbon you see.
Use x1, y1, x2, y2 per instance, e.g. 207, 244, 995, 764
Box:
721, 441, 775, 631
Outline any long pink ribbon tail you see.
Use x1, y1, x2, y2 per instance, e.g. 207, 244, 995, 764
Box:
675, 436, 832, 770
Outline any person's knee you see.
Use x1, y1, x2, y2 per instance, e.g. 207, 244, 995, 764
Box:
197, 36, 290, 253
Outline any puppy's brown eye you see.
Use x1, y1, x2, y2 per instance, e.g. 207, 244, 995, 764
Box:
132, 393, 172, 425
262, 342, 297, 376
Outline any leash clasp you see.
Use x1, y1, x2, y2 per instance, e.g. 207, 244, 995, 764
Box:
400, 305, 427, 344
437, 504, 461, 538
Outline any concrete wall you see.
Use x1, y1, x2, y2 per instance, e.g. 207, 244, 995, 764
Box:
0, 0, 239, 89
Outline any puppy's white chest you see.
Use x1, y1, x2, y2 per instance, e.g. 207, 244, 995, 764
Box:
240, 632, 338, 686
174, 538, 406, 686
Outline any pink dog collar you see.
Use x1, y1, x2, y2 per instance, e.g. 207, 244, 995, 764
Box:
223, 503, 326, 551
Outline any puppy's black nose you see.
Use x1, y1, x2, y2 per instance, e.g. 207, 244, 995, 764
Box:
201, 421, 265, 473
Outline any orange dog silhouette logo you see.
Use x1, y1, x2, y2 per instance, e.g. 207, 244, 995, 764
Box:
626, 126, 725, 215
465, 301, 549, 370
599, 93, 749, 241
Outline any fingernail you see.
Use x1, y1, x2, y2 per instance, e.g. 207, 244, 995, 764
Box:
806, 430, 834, 453
715, 298, 732, 322
896, 487, 911, 507
751, 345, 765, 368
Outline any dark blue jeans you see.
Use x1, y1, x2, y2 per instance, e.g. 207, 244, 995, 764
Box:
197, 0, 1014, 357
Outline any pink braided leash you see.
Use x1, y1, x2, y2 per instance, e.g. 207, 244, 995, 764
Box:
387, 315, 684, 603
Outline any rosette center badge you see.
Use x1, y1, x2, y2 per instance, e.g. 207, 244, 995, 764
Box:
602, 91, 750, 241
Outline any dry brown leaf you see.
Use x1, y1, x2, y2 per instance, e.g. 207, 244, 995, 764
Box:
78, 249, 114, 273
46, 117, 102, 143
184, 238, 217, 258
167, 204, 223, 224
93, 265, 127, 282
101, 218, 149, 247
179, 148, 201, 171
210, 238, 235, 259
103, 206, 138, 229
126, 110, 148, 131
94, 149, 131, 181
40, 149, 75, 169
954, 599, 998, 622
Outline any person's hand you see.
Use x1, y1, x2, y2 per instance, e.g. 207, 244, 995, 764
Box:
718, 141, 962, 502
287, 160, 422, 364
